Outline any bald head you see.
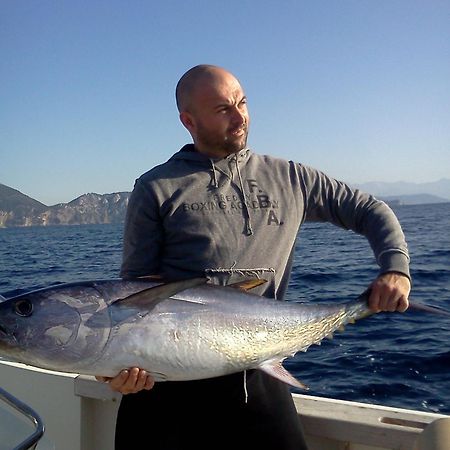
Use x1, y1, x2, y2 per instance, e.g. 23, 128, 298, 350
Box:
175, 65, 249, 158
175, 65, 241, 113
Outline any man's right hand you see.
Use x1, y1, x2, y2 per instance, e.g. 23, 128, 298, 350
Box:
96, 367, 155, 394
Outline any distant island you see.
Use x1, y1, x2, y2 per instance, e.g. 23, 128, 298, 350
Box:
353, 178, 450, 205
0, 180, 449, 228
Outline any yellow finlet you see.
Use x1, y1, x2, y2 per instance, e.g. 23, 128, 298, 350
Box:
228, 278, 268, 291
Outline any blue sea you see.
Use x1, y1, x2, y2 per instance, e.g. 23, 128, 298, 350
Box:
1, 203, 449, 414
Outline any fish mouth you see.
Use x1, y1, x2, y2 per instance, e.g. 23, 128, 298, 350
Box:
0, 323, 18, 348
0, 323, 10, 336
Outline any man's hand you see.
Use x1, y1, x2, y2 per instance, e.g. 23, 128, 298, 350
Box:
96, 368, 155, 394
368, 272, 411, 313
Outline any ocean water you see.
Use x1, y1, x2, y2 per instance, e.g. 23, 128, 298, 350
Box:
0, 203, 449, 414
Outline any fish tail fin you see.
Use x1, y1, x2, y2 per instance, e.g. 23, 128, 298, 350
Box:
408, 301, 450, 317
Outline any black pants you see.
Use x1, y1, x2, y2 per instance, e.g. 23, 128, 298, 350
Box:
115, 370, 309, 450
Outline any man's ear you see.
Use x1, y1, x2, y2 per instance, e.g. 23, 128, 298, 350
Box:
179, 112, 195, 133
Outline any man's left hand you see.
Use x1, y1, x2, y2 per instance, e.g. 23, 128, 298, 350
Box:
368, 272, 411, 313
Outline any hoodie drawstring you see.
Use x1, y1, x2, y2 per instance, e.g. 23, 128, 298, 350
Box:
209, 159, 219, 188
234, 156, 254, 236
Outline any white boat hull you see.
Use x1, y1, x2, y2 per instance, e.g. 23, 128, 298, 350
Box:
0, 360, 448, 450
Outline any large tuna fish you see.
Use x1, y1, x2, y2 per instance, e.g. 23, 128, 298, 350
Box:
0, 278, 383, 388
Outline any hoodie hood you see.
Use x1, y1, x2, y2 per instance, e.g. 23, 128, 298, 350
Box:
168, 144, 250, 167
169, 144, 254, 235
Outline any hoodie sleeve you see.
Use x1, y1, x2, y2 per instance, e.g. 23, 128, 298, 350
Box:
120, 178, 163, 279
298, 164, 410, 279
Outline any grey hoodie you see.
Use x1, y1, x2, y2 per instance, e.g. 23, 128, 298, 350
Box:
121, 144, 409, 299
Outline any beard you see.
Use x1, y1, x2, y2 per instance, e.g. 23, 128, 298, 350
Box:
196, 121, 249, 156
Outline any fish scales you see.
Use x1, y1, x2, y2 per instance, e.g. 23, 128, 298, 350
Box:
200, 307, 350, 368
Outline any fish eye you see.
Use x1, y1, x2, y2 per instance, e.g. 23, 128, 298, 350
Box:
14, 299, 33, 317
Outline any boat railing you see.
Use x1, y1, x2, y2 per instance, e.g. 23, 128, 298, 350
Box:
0, 387, 45, 450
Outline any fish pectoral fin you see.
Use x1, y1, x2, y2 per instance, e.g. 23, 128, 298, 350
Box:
87, 278, 209, 328
259, 360, 309, 391
228, 278, 268, 291
111, 278, 208, 308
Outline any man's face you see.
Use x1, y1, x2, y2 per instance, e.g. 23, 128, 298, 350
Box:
182, 72, 250, 158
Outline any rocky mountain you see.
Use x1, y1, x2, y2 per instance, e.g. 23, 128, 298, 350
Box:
38, 192, 131, 226
0, 184, 48, 227
0, 183, 130, 228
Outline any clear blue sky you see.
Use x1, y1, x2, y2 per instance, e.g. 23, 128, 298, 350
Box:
1, 1, 449, 205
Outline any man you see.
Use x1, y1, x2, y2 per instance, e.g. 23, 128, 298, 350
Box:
102, 65, 411, 450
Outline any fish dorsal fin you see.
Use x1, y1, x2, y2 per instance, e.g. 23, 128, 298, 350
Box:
112, 278, 208, 308
228, 278, 267, 291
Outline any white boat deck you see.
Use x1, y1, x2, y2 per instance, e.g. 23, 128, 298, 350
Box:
0, 360, 448, 450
